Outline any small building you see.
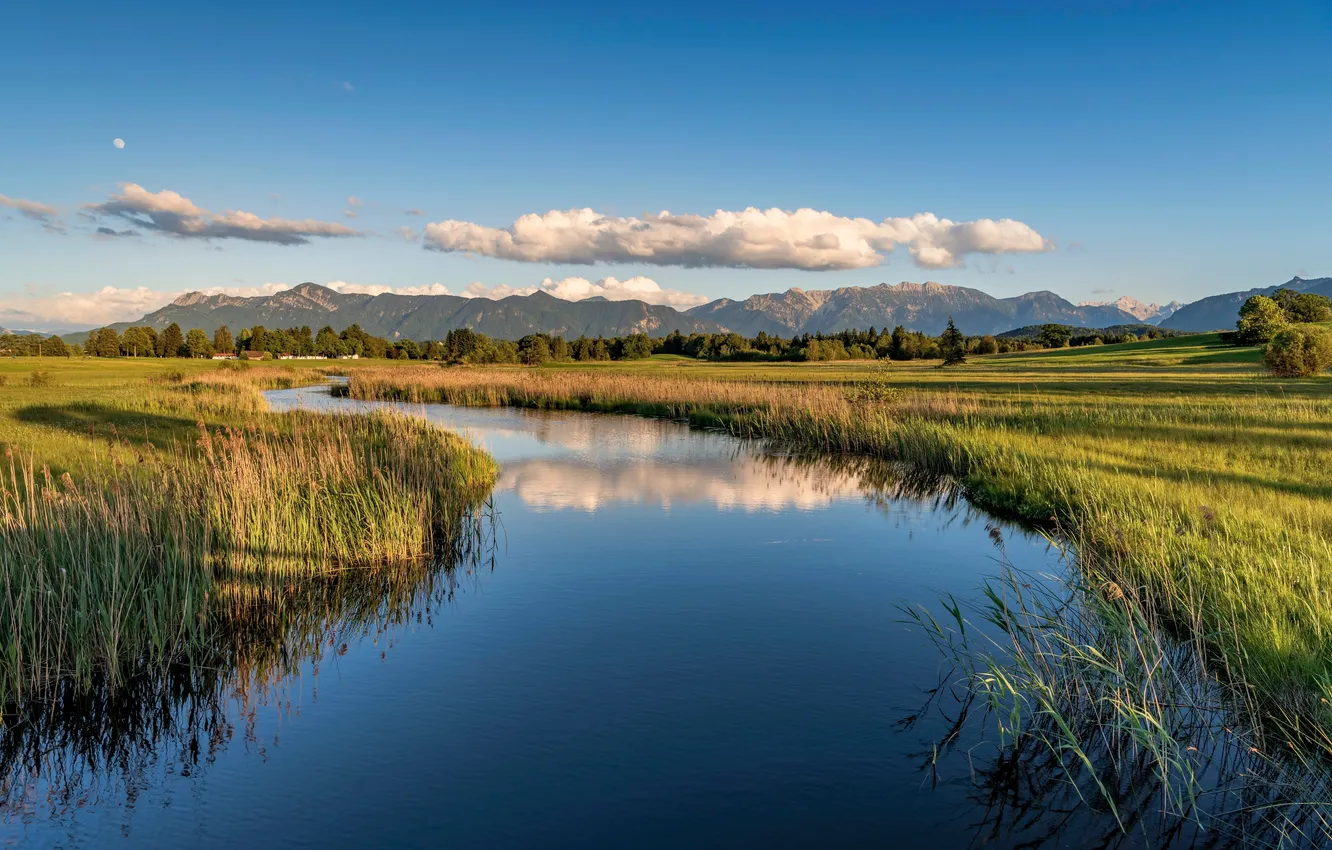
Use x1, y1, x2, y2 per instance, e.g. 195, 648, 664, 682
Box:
337, 353, 361, 360
211, 352, 238, 360
239, 350, 267, 361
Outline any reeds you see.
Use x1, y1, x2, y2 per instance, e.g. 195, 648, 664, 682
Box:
0, 408, 496, 704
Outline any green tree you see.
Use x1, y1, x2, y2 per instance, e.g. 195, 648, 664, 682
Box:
122, 326, 154, 356
620, 333, 653, 360
939, 317, 967, 366
1036, 324, 1072, 349
551, 336, 571, 361
887, 325, 911, 361
161, 323, 186, 358
185, 328, 213, 358
42, 335, 70, 357
1264, 326, 1332, 377
518, 334, 551, 365
213, 324, 235, 354
315, 325, 343, 358
1272, 288, 1332, 324
92, 327, 121, 357
975, 335, 998, 355
1236, 295, 1288, 344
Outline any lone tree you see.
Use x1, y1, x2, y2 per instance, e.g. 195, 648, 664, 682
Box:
939, 317, 967, 366
1236, 295, 1288, 344
1037, 323, 1072, 349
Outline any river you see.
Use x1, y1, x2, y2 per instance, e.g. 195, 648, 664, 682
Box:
7, 385, 1162, 848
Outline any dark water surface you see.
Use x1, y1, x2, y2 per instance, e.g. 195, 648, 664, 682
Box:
8, 387, 1087, 848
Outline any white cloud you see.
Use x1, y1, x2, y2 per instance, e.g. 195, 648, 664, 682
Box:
463, 275, 708, 307
85, 183, 361, 245
347, 195, 363, 207
341, 81, 355, 92
423, 207, 1051, 270
323, 280, 457, 297
404, 208, 425, 216
397, 226, 418, 242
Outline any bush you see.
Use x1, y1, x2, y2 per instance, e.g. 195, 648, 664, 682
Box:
1264, 327, 1332, 377
25, 371, 52, 388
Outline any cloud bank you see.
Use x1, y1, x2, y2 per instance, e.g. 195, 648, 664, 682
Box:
423, 207, 1050, 270
85, 184, 361, 245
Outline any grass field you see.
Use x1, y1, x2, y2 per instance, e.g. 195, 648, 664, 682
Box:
335, 333, 1332, 753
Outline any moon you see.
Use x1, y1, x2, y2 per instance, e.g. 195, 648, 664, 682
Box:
113, 138, 125, 149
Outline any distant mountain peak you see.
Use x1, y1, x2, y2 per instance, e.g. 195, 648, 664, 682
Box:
1076, 295, 1182, 323
171, 291, 213, 307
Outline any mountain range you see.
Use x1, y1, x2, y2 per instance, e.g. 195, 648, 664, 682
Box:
66, 275, 1329, 343
86, 284, 722, 341
685, 282, 1143, 336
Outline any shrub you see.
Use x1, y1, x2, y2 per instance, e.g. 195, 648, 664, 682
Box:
25, 371, 52, 388
1264, 326, 1332, 377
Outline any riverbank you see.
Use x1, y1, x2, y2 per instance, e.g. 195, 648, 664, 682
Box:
336, 335, 1332, 749
0, 361, 496, 704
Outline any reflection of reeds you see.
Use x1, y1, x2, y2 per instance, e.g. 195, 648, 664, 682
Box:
0, 511, 496, 819
906, 560, 1332, 848
0, 409, 497, 704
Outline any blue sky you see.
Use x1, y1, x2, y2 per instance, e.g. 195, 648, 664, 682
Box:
2, 0, 1330, 329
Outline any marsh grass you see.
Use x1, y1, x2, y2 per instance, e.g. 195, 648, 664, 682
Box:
906, 555, 1332, 847
0, 392, 496, 705
339, 363, 1332, 748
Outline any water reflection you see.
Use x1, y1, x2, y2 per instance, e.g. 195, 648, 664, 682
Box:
1, 511, 495, 827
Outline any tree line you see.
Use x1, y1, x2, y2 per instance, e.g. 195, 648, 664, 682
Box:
5, 315, 1183, 364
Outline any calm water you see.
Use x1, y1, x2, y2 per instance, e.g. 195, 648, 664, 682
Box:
7, 387, 1117, 848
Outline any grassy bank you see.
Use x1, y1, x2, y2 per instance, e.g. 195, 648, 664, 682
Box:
0, 360, 496, 704
338, 335, 1332, 746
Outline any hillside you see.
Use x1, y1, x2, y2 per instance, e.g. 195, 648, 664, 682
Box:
75, 283, 725, 342
687, 282, 1140, 336
996, 322, 1176, 340
1161, 276, 1332, 331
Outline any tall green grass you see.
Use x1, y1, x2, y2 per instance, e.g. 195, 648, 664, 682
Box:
0, 405, 496, 704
